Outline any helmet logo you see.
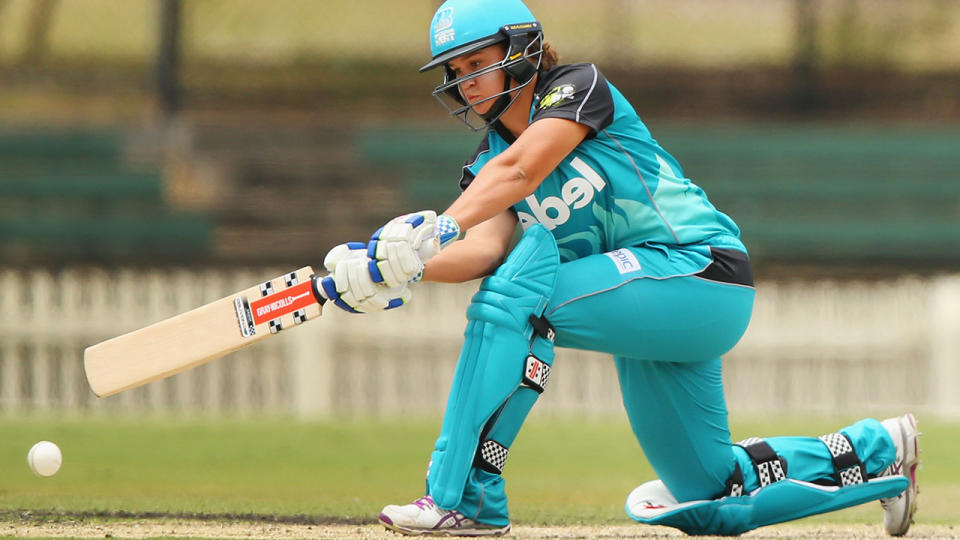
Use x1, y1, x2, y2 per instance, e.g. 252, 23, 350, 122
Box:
433, 7, 456, 48
538, 84, 576, 110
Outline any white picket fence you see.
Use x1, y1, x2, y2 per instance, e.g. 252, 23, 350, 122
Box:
0, 267, 958, 418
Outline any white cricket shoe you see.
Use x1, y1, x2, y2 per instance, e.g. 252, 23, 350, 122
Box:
379, 495, 511, 537
879, 413, 920, 536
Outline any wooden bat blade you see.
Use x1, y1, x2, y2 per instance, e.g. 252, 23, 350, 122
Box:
83, 267, 323, 397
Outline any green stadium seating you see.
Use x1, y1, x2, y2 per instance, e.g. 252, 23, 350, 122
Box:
658, 125, 960, 265
0, 129, 123, 159
0, 171, 163, 201
0, 128, 213, 263
357, 124, 960, 268
0, 212, 212, 260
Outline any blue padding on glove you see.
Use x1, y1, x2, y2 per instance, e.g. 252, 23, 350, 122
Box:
367, 227, 383, 259
319, 276, 360, 314
367, 259, 384, 283
405, 213, 425, 227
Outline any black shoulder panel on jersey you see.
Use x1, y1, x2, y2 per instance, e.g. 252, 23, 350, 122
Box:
458, 135, 492, 191
531, 63, 615, 136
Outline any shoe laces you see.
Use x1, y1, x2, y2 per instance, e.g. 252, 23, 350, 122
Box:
883, 460, 904, 477
412, 495, 437, 511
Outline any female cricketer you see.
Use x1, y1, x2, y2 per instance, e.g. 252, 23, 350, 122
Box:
317, 0, 920, 536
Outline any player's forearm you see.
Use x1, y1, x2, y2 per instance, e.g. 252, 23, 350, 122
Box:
443, 159, 536, 231
421, 239, 505, 283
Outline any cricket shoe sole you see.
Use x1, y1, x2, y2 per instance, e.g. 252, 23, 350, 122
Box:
379, 495, 510, 537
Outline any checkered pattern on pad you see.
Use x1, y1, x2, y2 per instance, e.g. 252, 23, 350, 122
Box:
758, 458, 786, 486
724, 462, 745, 497
728, 481, 744, 496
818, 432, 865, 486
736, 437, 786, 487
478, 439, 509, 474
819, 432, 853, 457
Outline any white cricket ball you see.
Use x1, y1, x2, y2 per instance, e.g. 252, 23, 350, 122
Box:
27, 441, 62, 477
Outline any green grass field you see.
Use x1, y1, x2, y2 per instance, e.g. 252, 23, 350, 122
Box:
2, 415, 958, 528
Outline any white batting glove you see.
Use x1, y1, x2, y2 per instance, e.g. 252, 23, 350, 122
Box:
318, 242, 411, 313
368, 211, 460, 287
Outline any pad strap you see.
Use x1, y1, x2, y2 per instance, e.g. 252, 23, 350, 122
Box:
528, 314, 555, 342
725, 463, 745, 497
521, 354, 551, 393
736, 438, 788, 488
475, 439, 509, 475
818, 432, 867, 486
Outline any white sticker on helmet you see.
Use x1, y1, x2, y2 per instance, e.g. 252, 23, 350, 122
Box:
433, 7, 455, 47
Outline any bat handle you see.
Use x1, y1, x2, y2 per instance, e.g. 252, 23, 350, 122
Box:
310, 274, 328, 305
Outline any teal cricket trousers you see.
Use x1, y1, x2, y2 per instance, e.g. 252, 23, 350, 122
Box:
449, 243, 895, 525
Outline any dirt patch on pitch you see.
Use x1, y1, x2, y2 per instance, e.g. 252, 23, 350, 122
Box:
3, 519, 958, 539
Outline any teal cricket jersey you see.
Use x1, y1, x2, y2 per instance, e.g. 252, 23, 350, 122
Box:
459, 63, 746, 262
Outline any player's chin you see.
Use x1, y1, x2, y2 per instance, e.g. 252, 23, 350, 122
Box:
468, 99, 494, 116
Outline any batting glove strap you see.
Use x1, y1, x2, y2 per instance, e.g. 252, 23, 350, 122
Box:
436, 214, 461, 248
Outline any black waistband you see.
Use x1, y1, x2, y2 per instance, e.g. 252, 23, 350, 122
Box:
695, 247, 754, 287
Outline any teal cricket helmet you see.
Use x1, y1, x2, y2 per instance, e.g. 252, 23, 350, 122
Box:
419, 0, 544, 131
420, 0, 539, 73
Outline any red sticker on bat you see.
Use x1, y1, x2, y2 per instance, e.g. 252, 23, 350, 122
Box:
249, 281, 317, 325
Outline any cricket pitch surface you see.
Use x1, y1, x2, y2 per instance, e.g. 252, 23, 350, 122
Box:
3, 518, 957, 539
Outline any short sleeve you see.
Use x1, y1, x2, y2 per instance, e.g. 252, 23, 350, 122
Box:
458, 135, 492, 190
531, 63, 615, 135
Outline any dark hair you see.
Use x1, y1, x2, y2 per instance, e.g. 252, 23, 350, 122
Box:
541, 41, 559, 70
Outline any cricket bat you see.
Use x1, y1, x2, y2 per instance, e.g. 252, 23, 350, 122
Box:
84, 266, 326, 397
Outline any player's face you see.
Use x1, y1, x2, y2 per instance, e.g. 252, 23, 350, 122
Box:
447, 45, 508, 115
